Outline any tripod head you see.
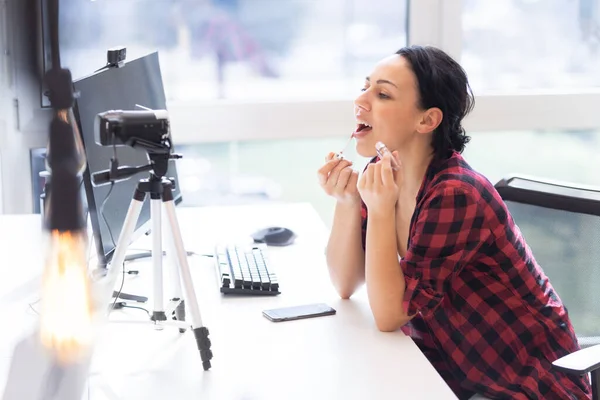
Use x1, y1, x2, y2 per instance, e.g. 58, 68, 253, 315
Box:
91, 153, 182, 187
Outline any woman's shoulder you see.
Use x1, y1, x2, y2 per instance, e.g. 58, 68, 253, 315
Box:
423, 152, 502, 210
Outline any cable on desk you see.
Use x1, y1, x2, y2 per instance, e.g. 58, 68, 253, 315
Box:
100, 180, 127, 313
28, 298, 41, 315
112, 301, 150, 317
100, 181, 117, 250
111, 268, 126, 312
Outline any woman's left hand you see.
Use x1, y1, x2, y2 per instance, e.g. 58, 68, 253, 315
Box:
358, 151, 400, 217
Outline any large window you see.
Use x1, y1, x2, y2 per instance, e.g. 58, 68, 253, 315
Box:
4, 0, 600, 215
59, 0, 408, 101
462, 0, 600, 93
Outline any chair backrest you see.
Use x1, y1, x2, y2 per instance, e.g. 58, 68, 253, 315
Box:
495, 175, 600, 347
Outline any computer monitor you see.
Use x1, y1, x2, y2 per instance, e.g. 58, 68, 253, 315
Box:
73, 51, 182, 267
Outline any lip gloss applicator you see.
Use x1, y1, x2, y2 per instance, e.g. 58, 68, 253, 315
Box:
335, 133, 355, 160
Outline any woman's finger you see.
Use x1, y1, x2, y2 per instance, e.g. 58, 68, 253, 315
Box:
327, 160, 352, 188
373, 160, 383, 187
335, 167, 354, 193
317, 159, 342, 185
381, 152, 394, 187
366, 163, 375, 187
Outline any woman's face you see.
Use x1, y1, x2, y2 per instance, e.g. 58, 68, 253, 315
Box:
353, 55, 424, 158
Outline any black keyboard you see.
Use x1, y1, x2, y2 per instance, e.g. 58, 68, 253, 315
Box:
214, 244, 280, 295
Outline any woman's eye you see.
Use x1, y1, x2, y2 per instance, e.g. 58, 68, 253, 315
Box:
360, 87, 367, 92
378, 93, 390, 99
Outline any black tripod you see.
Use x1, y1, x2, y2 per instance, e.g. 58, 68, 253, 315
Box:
100, 165, 213, 370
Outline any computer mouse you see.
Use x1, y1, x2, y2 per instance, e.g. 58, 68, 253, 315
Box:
251, 226, 296, 246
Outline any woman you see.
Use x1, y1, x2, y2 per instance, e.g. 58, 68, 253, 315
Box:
317, 45, 591, 400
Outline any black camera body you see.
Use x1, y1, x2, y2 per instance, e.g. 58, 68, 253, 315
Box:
94, 110, 171, 154
91, 109, 181, 187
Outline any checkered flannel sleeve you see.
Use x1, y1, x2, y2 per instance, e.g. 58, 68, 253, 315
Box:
401, 185, 492, 318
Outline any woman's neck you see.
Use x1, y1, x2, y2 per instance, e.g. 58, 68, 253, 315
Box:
396, 140, 434, 196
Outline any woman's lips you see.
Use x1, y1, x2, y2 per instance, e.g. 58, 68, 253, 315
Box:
353, 126, 372, 138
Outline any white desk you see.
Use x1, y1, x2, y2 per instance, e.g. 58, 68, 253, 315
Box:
0, 203, 457, 400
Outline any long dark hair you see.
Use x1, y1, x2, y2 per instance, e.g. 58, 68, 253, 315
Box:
396, 45, 474, 159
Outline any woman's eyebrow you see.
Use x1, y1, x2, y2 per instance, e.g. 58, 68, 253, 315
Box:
365, 76, 398, 88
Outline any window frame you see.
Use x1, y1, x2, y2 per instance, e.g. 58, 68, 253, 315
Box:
2, 0, 600, 214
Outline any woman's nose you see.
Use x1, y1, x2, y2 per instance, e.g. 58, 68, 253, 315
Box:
354, 91, 370, 112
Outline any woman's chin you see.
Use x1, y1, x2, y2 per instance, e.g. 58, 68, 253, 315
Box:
355, 139, 377, 158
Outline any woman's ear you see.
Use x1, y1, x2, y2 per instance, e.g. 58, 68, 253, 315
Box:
416, 107, 443, 134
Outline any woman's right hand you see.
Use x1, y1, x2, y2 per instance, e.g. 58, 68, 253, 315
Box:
317, 152, 360, 204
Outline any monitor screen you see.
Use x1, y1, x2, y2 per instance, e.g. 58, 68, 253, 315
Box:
73, 52, 182, 267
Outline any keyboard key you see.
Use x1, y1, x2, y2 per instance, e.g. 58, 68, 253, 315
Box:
244, 249, 263, 289
241, 250, 254, 289
227, 248, 243, 288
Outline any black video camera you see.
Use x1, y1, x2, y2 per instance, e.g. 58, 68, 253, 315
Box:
94, 109, 172, 154
91, 109, 182, 187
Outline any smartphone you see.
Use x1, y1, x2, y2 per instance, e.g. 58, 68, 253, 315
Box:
262, 303, 336, 322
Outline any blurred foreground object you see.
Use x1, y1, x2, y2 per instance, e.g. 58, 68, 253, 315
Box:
2, 0, 96, 397
39, 230, 94, 366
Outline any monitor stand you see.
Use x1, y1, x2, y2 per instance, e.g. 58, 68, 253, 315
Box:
112, 291, 147, 303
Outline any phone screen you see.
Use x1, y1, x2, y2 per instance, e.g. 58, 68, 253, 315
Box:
262, 303, 336, 322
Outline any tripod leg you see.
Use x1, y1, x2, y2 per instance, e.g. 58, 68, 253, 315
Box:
100, 190, 145, 308
162, 195, 213, 371
163, 205, 186, 333
150, 198, 167, 323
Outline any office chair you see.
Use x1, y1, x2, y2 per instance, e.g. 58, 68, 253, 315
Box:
495, 174, 600, 399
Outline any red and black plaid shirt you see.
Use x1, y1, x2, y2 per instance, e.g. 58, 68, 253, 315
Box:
360, 152, 592, 400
